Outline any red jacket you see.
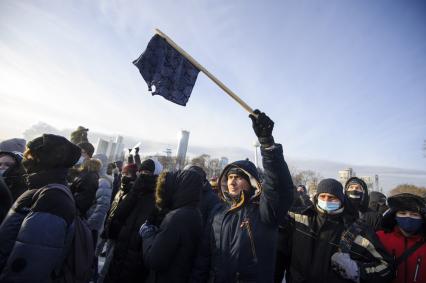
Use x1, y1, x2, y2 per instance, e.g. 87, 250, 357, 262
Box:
377, 227, 426, 283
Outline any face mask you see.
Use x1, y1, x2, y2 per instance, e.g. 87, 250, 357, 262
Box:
22, 158, 41, 174
396, 216, 424, 235
317, 198, 341, 212
347, 190, 363, 199
347, 191, 364, 209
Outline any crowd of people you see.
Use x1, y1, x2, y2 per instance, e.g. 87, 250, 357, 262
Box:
0, 110, 424, 283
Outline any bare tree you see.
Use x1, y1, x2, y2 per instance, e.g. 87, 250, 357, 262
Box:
389, 184, 426, 198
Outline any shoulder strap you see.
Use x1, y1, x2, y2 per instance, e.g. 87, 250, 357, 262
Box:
396, 239, 425, 266
41, 183, 75, 204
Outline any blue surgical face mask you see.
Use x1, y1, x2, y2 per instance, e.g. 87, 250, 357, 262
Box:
317, 198, 341, 212
396, 216, 424, 235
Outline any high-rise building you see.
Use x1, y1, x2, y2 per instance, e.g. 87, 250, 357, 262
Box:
176, 130, 190, 170
94, 135, 125, 162
338, 168, 354, 185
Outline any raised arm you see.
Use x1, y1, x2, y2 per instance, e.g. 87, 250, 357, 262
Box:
249, 110, 294, 225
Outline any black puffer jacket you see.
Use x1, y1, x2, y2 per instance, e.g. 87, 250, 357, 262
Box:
70, 170, 99, 217
0, 177, 12, 224
0, 169, 75, 282
143, 170, 203, 283
1, 152, 27, 201
192, 144, 294, 283
283, 204, 394, 283
104, 174, 157, 283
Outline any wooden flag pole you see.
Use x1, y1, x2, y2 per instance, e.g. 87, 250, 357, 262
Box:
155, 29, 255, 116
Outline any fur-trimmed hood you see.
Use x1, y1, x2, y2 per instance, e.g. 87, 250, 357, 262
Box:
218, 160, 262, 209
382, 193, 426, 234
155, 170, 202, 210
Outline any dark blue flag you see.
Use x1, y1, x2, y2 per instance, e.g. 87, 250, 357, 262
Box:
133, 34, 200, 106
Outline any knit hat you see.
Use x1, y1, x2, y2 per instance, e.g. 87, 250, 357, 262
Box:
140, 158, 163, 176
122, 163, 138, 178
78, 142, 95, 158
26, 134, 81, 170
316, 178, 345, 203
184, 165, 207, 180
70, 126, 89, 144
0, 138, 26, 153
369, 191, 386, 205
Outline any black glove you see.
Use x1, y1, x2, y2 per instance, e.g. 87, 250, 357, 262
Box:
249, 109, 275, 146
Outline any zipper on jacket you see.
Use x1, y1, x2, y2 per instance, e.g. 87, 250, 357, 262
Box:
404, 237, 408, 283
240, 218, 258, 263
413, 256, 421, 282
392, 249, 398, 277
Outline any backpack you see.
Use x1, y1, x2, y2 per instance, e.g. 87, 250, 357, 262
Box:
38, 184, 95, 283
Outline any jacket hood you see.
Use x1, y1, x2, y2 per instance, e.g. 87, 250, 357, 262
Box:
0, 138, 26, 153
92, 153, 108, 176
344, 177, 369, 213
218, 160, 261, 207
369, 191, 386, 204
155, 170, 202, 210
381, 193, 426, 233
0, 151, 23, 168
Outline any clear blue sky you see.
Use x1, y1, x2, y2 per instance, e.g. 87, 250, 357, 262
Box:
1, 0, 425, 170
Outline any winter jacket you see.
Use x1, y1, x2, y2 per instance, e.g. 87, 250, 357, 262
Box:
86, 177, 112, 232
104, 174, 158, 283
0, 177, 12, 224
0, 152, 27, 201
193, 144, 294, 283
86, 155, 112, 233
143, 170, 203, 283
70, 170, 99, 217
0, 169, 75, 283
103, 178, 133, 240
377, 227, 425, 283
283, 205, 394, 283
361, 208, 383, 231
199, 180, 221, 226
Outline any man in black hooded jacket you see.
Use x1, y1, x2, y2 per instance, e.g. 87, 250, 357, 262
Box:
345, 177, 383, 231
282, 178, 394, 283
191, 109, 294, 283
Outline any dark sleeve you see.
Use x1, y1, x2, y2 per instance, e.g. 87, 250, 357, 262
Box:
190, 207, 219, 283
108, 192, 138, 239
72, 173, 99, 216
354, 226, 395, 283
0, 177, 13, 223
259, 144, 294, 225
143, 212, 181, 270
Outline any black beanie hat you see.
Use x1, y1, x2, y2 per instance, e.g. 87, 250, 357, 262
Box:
140, 159, 155, 174
78, 142, 95, 158
227, 167, 251, 184
316, 178, 345, 203
26, 134, 81, 169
